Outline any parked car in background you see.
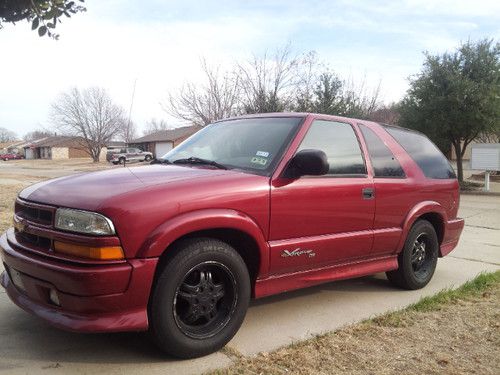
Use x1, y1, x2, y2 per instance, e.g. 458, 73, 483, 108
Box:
0, 153, 24, 161
1, 113, 464, 359
109, 147, 153, 164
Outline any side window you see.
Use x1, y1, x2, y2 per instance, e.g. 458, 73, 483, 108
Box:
298, 120, 367, 175
385, 126, 456, 179
359, 124, 405, 178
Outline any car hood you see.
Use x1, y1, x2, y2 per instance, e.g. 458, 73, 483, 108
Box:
19, 165, 232, 211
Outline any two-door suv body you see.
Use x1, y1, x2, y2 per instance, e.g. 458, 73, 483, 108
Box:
0, 113, 464, 358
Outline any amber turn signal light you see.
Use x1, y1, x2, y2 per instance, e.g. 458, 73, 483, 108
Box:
53, 241, 124, 260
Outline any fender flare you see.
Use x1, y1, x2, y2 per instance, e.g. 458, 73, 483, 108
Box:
137, 208, 270, 276
396, 201, 447, 252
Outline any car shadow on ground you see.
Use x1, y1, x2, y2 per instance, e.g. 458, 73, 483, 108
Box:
1, 274, 396, 364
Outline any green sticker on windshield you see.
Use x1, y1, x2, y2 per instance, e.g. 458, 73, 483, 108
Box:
251, 156, 268, 166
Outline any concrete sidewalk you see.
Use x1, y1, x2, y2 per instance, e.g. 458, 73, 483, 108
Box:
0, 194, 498, 374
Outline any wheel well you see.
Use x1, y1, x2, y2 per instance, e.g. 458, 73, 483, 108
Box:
418, 212, 444, 244
157, 228, 261, 286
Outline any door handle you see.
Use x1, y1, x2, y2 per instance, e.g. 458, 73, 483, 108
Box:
362, 187, 375, 200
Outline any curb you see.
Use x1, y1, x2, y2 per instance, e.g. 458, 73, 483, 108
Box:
460, 190, 500, 197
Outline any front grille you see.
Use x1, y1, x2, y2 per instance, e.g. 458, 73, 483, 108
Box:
16, 231, 51, 251
15, 200, 54, 226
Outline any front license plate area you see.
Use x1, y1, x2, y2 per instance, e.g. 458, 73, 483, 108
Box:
6, 266, 26, 292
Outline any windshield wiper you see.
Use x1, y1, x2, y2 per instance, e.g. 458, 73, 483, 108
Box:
150, 158, 172, 165
173, 157, 228, 170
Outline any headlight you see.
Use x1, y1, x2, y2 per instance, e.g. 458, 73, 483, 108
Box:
55, 208, 115, 236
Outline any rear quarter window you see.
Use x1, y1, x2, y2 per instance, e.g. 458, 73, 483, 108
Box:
359, 124, 405, 178
384, 126, 456, 179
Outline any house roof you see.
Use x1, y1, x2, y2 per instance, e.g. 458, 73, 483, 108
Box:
131, 126, 201, 144
25, 136, 84, 148
0, 140, 23, 149
107, 141, 126, 147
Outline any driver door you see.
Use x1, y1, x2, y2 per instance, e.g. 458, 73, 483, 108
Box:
269, 120, 375, 275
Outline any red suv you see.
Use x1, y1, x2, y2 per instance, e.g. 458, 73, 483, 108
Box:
0, 113, 464, 358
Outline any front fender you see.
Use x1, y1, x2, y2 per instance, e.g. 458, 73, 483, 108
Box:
396, 201, 447, 253
137, 209, 270, 276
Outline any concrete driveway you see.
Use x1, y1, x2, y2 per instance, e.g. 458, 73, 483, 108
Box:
0, 194, 498, 374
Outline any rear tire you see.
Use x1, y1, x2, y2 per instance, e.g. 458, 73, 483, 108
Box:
119, 157, 126, 165
145, 155, 152, 161
149, 238, 250, 359
386, 220, 438, 290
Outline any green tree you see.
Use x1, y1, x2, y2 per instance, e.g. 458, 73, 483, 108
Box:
0, 0, 86, 39
311, 72, 344, 114
399, 39, 500, 181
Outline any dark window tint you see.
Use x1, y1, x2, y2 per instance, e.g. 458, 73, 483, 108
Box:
359, 125, 405, 178
298, 120, 366, 175
385, 126, 456, 179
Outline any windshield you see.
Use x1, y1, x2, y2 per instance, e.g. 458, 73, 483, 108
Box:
161, 117, 303, 174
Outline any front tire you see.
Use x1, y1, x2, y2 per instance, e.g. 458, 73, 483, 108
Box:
386, 220, 438, 290
145, 155, 152, 161
149, 238, 250, 358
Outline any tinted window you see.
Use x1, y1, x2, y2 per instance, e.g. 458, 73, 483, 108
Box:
385, 126, 456, 179
359, 124, 405, 178
298, 120, 366, 175
163, 117, 302, 175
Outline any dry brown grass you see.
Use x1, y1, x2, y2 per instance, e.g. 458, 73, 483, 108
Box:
213, 275, 500, 375
0, 184, 25, 233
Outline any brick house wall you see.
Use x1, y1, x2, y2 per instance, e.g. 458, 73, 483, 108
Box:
51, 147, 69, 159
68, 147, 89, 158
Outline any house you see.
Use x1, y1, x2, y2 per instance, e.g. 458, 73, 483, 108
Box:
0, 140, 25, 155
24, 136, 89, 160
129, 126, 201, 158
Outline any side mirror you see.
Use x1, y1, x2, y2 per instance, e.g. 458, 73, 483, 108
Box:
283, 149, 329, 178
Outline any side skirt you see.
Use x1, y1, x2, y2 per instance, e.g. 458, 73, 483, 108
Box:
254, 255, 398, 298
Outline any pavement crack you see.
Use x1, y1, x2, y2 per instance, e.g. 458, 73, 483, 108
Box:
449, 255, 500, 266
465, 224, 500, 230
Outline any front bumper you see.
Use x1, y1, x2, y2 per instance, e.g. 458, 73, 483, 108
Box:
1, 230, 158, 332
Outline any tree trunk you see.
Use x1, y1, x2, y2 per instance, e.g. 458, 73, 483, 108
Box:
454, 141, 464, 182
91, 147, 100, 163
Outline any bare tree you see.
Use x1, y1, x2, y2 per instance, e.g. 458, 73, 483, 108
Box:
367, 103, 400, 125
164, 59, 240, 126
143, 118, 171, 135
0, 127, 18, 142
50, 87, 126, 162
118, 120, 138, 143
237, 44, 301, 113
339, 76, 382, 119
294, 51, 321, 112
23, 129, 53, 141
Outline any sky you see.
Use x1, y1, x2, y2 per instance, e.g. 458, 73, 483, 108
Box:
0, 0, 499, 137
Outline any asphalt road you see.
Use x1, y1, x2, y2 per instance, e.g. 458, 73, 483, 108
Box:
0, 194, 498, 374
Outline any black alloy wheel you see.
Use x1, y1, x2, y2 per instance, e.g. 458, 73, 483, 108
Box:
149, 238, 250, 358
386, 219, 438, 290
173, 261, 237, 339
